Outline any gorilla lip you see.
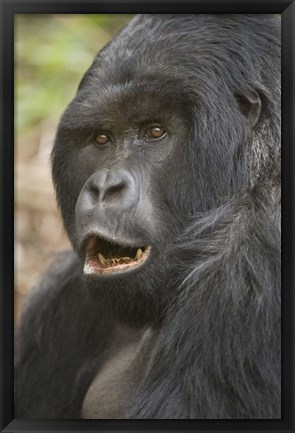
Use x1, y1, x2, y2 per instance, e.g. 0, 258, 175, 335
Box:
83, 236, 151, 276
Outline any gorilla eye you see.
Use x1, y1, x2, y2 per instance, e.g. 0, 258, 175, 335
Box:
95, 133, 111, 145
145, 126, 166, 140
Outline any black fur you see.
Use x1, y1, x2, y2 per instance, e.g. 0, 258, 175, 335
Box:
15, 14, 281, 419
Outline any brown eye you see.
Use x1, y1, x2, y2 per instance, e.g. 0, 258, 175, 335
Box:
145, 126, 166, 139
96, 133, 110, 145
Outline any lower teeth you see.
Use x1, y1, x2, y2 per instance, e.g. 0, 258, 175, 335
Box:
94, 248, 144, 268
96, 255, 134, 267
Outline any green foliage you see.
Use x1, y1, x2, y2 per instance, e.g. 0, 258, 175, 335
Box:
15, 14, 133, 134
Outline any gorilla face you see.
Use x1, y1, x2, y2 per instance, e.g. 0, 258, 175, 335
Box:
51, 15, 268, 327
52, 74, 193, 325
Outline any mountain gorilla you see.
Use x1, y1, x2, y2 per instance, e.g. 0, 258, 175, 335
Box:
15, 14, 281, 419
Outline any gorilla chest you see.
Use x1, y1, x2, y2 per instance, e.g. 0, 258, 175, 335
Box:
82, 328, 151, 419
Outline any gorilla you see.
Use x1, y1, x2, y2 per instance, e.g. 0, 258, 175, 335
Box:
15, 14, 281, 419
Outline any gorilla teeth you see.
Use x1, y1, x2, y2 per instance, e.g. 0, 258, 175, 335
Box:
96, 249, 144, 268
97, 254, 134, 267
123, 257, 132, 263
136, 248, 143, 260
84, 245, 151, 275
98, 253, 107, 266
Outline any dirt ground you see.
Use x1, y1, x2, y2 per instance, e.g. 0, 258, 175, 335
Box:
15, 121, 71, 325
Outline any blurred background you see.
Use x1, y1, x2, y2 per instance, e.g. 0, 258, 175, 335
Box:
15, 14, 133, 324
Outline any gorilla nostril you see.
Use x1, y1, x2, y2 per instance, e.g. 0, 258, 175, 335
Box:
89, 183, 99, 194
87, 183, 100, 202
102, 182, 126, 203
83, 169, 133, 208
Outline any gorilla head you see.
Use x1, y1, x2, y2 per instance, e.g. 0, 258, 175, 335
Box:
51, 14, 280, 327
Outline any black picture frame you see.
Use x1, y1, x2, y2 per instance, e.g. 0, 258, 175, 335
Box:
1, 1, 294, 432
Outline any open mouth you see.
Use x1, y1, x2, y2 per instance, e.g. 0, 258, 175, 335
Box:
83, 235, 151, 276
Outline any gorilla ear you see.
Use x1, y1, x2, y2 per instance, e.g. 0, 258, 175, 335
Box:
235, 90, 262, 127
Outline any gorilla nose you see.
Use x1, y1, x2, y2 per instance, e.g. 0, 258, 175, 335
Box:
78, 168, 138, 212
